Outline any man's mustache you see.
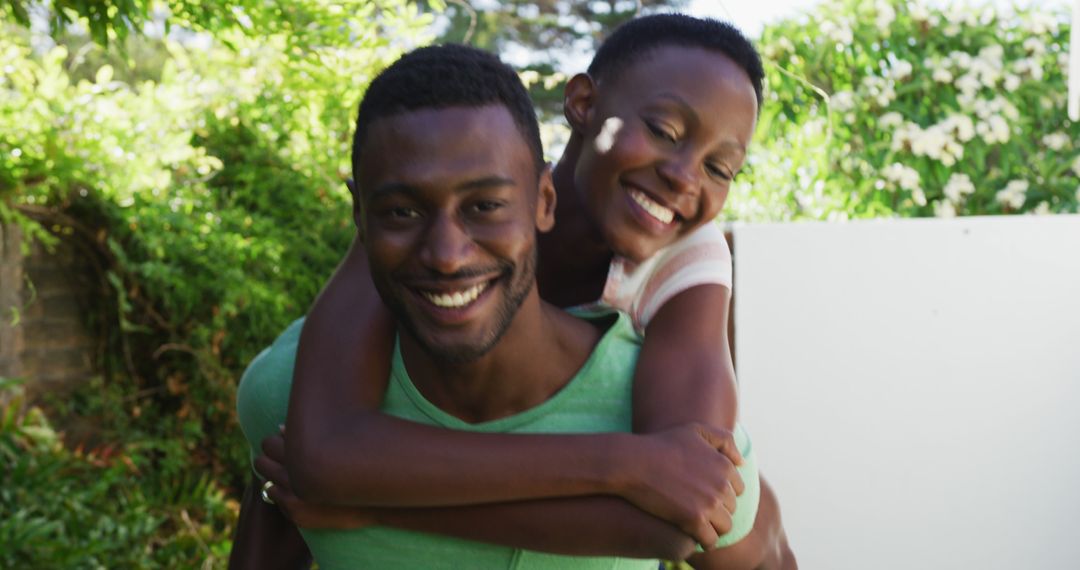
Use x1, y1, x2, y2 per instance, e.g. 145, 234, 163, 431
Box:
395, 263, 513, 284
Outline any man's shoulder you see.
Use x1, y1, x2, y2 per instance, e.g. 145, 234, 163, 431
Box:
240, 318, 305, 388
236, 318, 305, 446
576, 311, 641, 379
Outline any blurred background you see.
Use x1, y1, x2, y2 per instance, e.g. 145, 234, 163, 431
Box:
0, 0, 1077, 567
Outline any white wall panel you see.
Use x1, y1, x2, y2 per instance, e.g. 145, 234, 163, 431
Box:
733, 215, 1080, 569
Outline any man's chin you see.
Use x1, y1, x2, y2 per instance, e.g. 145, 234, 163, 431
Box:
415, 337, 498, 364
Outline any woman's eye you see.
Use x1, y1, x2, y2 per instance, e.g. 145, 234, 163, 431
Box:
645, 121, 677, 143
706, 163, 734, 181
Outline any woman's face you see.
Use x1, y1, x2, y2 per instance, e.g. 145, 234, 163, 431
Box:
571, 45, 758, 263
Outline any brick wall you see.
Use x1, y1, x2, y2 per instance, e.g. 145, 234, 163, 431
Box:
0, 223, 98, 400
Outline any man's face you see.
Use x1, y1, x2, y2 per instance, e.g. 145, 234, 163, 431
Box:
357, 105, 554, 363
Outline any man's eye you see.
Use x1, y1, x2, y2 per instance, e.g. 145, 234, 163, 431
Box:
471, 201, 503, 213
645, 121, 677, 143
388, 207, 420, 219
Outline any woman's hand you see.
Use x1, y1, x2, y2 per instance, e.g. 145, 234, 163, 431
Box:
616, 423, 745, 550
256, 432, 376, 530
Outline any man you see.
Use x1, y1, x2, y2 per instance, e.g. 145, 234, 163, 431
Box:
230, 44, 763, 569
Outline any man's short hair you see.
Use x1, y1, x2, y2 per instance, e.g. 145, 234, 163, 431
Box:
351, 44, 544, 182
587, 13, 765, 109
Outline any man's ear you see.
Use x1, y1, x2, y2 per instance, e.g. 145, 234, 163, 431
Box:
563, 73, 597, 134
535, 164, 557, 233
346, 178, 366, 242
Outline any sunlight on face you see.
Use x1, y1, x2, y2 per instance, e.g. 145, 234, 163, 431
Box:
594, 116, 624, 154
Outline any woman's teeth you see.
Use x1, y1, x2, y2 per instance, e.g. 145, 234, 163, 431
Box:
422, 282, 488, 309
630, 189, 675, 224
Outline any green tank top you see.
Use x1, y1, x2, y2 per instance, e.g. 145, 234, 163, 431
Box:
238, 313, 660, 569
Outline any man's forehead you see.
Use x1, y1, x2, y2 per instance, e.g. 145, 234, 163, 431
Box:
357, 105, 534, 194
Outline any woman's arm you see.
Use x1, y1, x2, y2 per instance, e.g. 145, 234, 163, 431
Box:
257, 451, 697, 561
633, 284, 738, 433
286, 237, 741, 538
289, 238, 618, 505
228, 475, 312, 570
635, 284, 794, 569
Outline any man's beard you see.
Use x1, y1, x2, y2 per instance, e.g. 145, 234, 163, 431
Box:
381, 244, 537, 364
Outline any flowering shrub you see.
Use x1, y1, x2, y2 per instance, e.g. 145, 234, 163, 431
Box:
725, 0, 1079, 221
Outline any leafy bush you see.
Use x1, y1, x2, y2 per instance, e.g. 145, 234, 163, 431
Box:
1, 2, 433, 565
727, 0, 1079, 221
1, 380, 236, 567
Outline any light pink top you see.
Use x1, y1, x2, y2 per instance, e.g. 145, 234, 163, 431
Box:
577, 223, 732, 335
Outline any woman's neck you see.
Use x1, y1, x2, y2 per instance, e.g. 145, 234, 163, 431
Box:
537, 136, 614, 308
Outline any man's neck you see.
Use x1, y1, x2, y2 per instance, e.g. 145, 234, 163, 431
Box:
398, 287, 603, 424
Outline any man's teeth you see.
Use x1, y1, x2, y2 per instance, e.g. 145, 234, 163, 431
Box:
422, 283, 487, 308
630, 189, 675, 224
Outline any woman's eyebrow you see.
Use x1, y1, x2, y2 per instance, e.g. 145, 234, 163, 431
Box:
652, 93, 748, 158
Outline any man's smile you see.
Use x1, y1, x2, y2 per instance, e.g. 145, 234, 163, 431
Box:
418, 280, 491, 309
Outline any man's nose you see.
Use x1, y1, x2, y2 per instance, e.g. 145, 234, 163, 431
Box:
420, 213, 474, 275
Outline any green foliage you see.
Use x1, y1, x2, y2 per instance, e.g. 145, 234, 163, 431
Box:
1, 381, 236, 567
1, 1, 433, 564
727, 0, 1080, 221
431, 0, 689, 144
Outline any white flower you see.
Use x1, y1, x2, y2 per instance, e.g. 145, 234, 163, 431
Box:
979, 44, 1004, 61
910, 2, 930, 23
1025, 12, 1058, 35
995, 179, 1029, 209
883, 163, 922, 192
943, 173, 976, 203
889, 59, 913, 81
892, 122, 920, 151
1031, 201, 1052, 215
876, 1, 896, 31
1073, 155, 1080, 177
862, 76, 896, 107
934, 200, 957, 218
1003, 74, 1021, 92
880, 112, 904, 128
1023, 37, 1046, 56
831, 90, 855, 112
933, 67, 954, 83
1042, 133, 1069, 151
912, 187, 928, 206
944, 23, 960, 37
944, 114, 975, 142
954, 73, 981, 97
1075, 186, 1080, 203
910, 125, 949, 157
518, 70, 540, 88
820, 20, 854, 45
976, 115, 1010, 144
949, 51, 972, 68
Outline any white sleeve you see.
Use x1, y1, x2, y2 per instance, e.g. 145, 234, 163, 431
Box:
635, 223, 732, 330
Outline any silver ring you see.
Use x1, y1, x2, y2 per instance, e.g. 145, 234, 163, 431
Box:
260, 480, 275, 505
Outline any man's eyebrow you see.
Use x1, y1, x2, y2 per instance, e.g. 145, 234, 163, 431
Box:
368, 181, 416, 199
456, 175, 517, 192
368, 175, 517, 199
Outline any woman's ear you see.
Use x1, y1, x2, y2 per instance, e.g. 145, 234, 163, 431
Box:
535, 164, 557, 233
563, 73, 597, 134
